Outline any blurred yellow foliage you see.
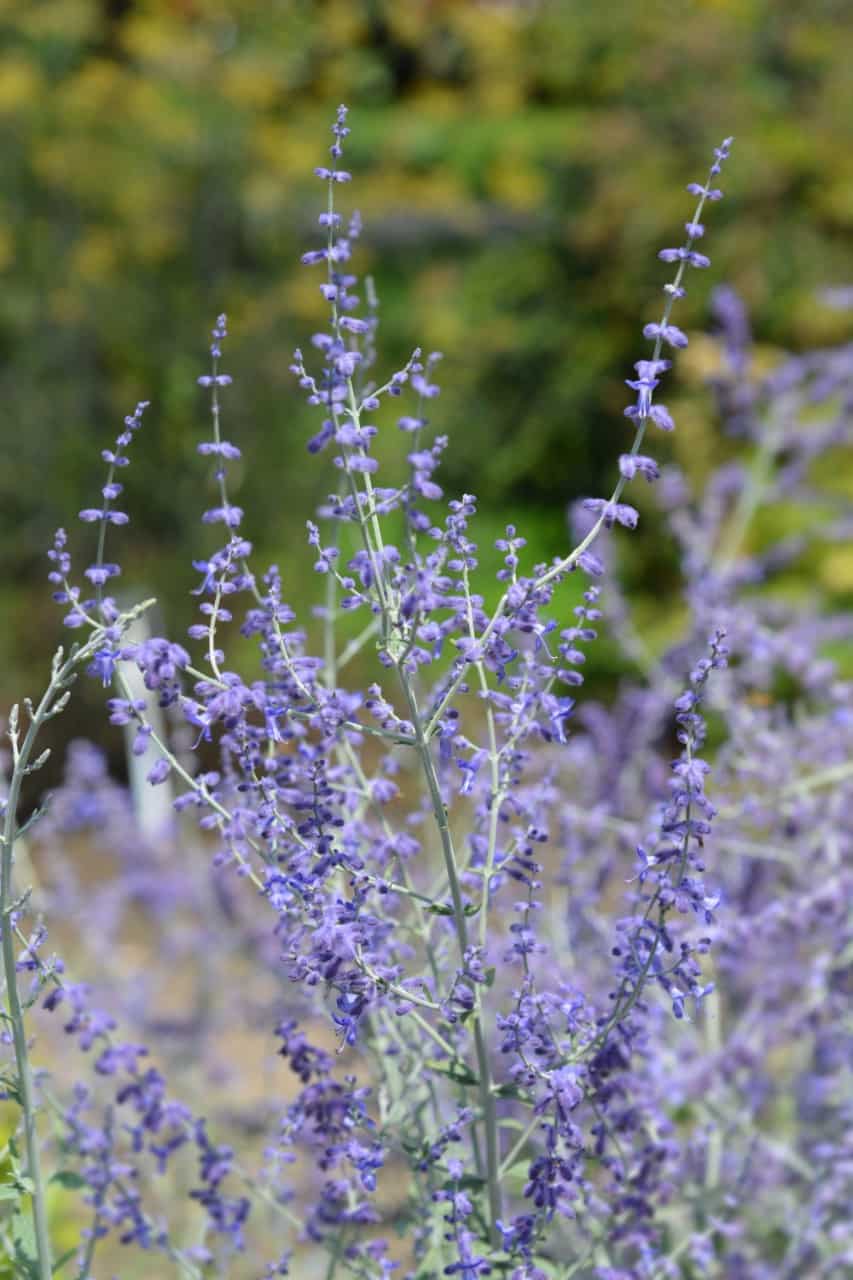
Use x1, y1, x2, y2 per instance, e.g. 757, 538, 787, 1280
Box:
124, 78, 201, 152
58, 58, 123, 121
0, 58, 43, 113
15, 0, 96, 41
120, 14, 216, 79
487, 153, 547, 212
252, 122, 317, 180
70, 229, 120, 282
820, 548, 853, 593
221, 57, 284, 111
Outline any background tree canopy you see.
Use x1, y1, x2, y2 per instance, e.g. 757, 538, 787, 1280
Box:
1, 0, 852, 707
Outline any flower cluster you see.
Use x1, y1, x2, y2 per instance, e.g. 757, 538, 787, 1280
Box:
3, 106, 851, 1280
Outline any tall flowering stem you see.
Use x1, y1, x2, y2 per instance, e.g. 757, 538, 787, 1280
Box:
289, 111, 733, 1261
1, 614, 150, 1280
399, 672, 504, 1241
2, 679, 68, 1280
297, 104, 508, 1243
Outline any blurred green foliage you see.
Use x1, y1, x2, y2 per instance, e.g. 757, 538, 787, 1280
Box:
1, 0, 852, 700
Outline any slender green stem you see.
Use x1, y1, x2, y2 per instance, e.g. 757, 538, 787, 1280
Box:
0, 605, 150, 1274
324, 1226, 348, 1280
396, 671, 503, 1244
1, 865, 52, 1278
702, 980, 723, 1200
561, 803, 799, 865
713, 410, 783, 574
499, 1110, 541, 1178
458, 565, 504, 955
336, 617, 380, 670
0, 650, 102, 1279
720, 758, 853, 814
110, 668, 267, 891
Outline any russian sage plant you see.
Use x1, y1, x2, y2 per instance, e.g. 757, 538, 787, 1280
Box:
2, 108, 852, 1280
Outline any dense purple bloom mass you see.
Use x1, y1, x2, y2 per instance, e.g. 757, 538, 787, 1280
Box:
3, 110, 851, 1280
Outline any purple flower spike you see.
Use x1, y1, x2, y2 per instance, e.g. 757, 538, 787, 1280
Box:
619, 138, 732, 445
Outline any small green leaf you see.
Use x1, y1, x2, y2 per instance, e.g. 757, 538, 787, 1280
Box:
11, 1206, 39, 1280
49, 1170, 86, 1190
493, 1082, 525, 1100
51, 1246, 78, 1275
423, 1057, 479, 1086
442, 1173, 486, 1192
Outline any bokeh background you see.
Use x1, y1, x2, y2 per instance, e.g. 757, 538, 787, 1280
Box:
1, 0, 853, 727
